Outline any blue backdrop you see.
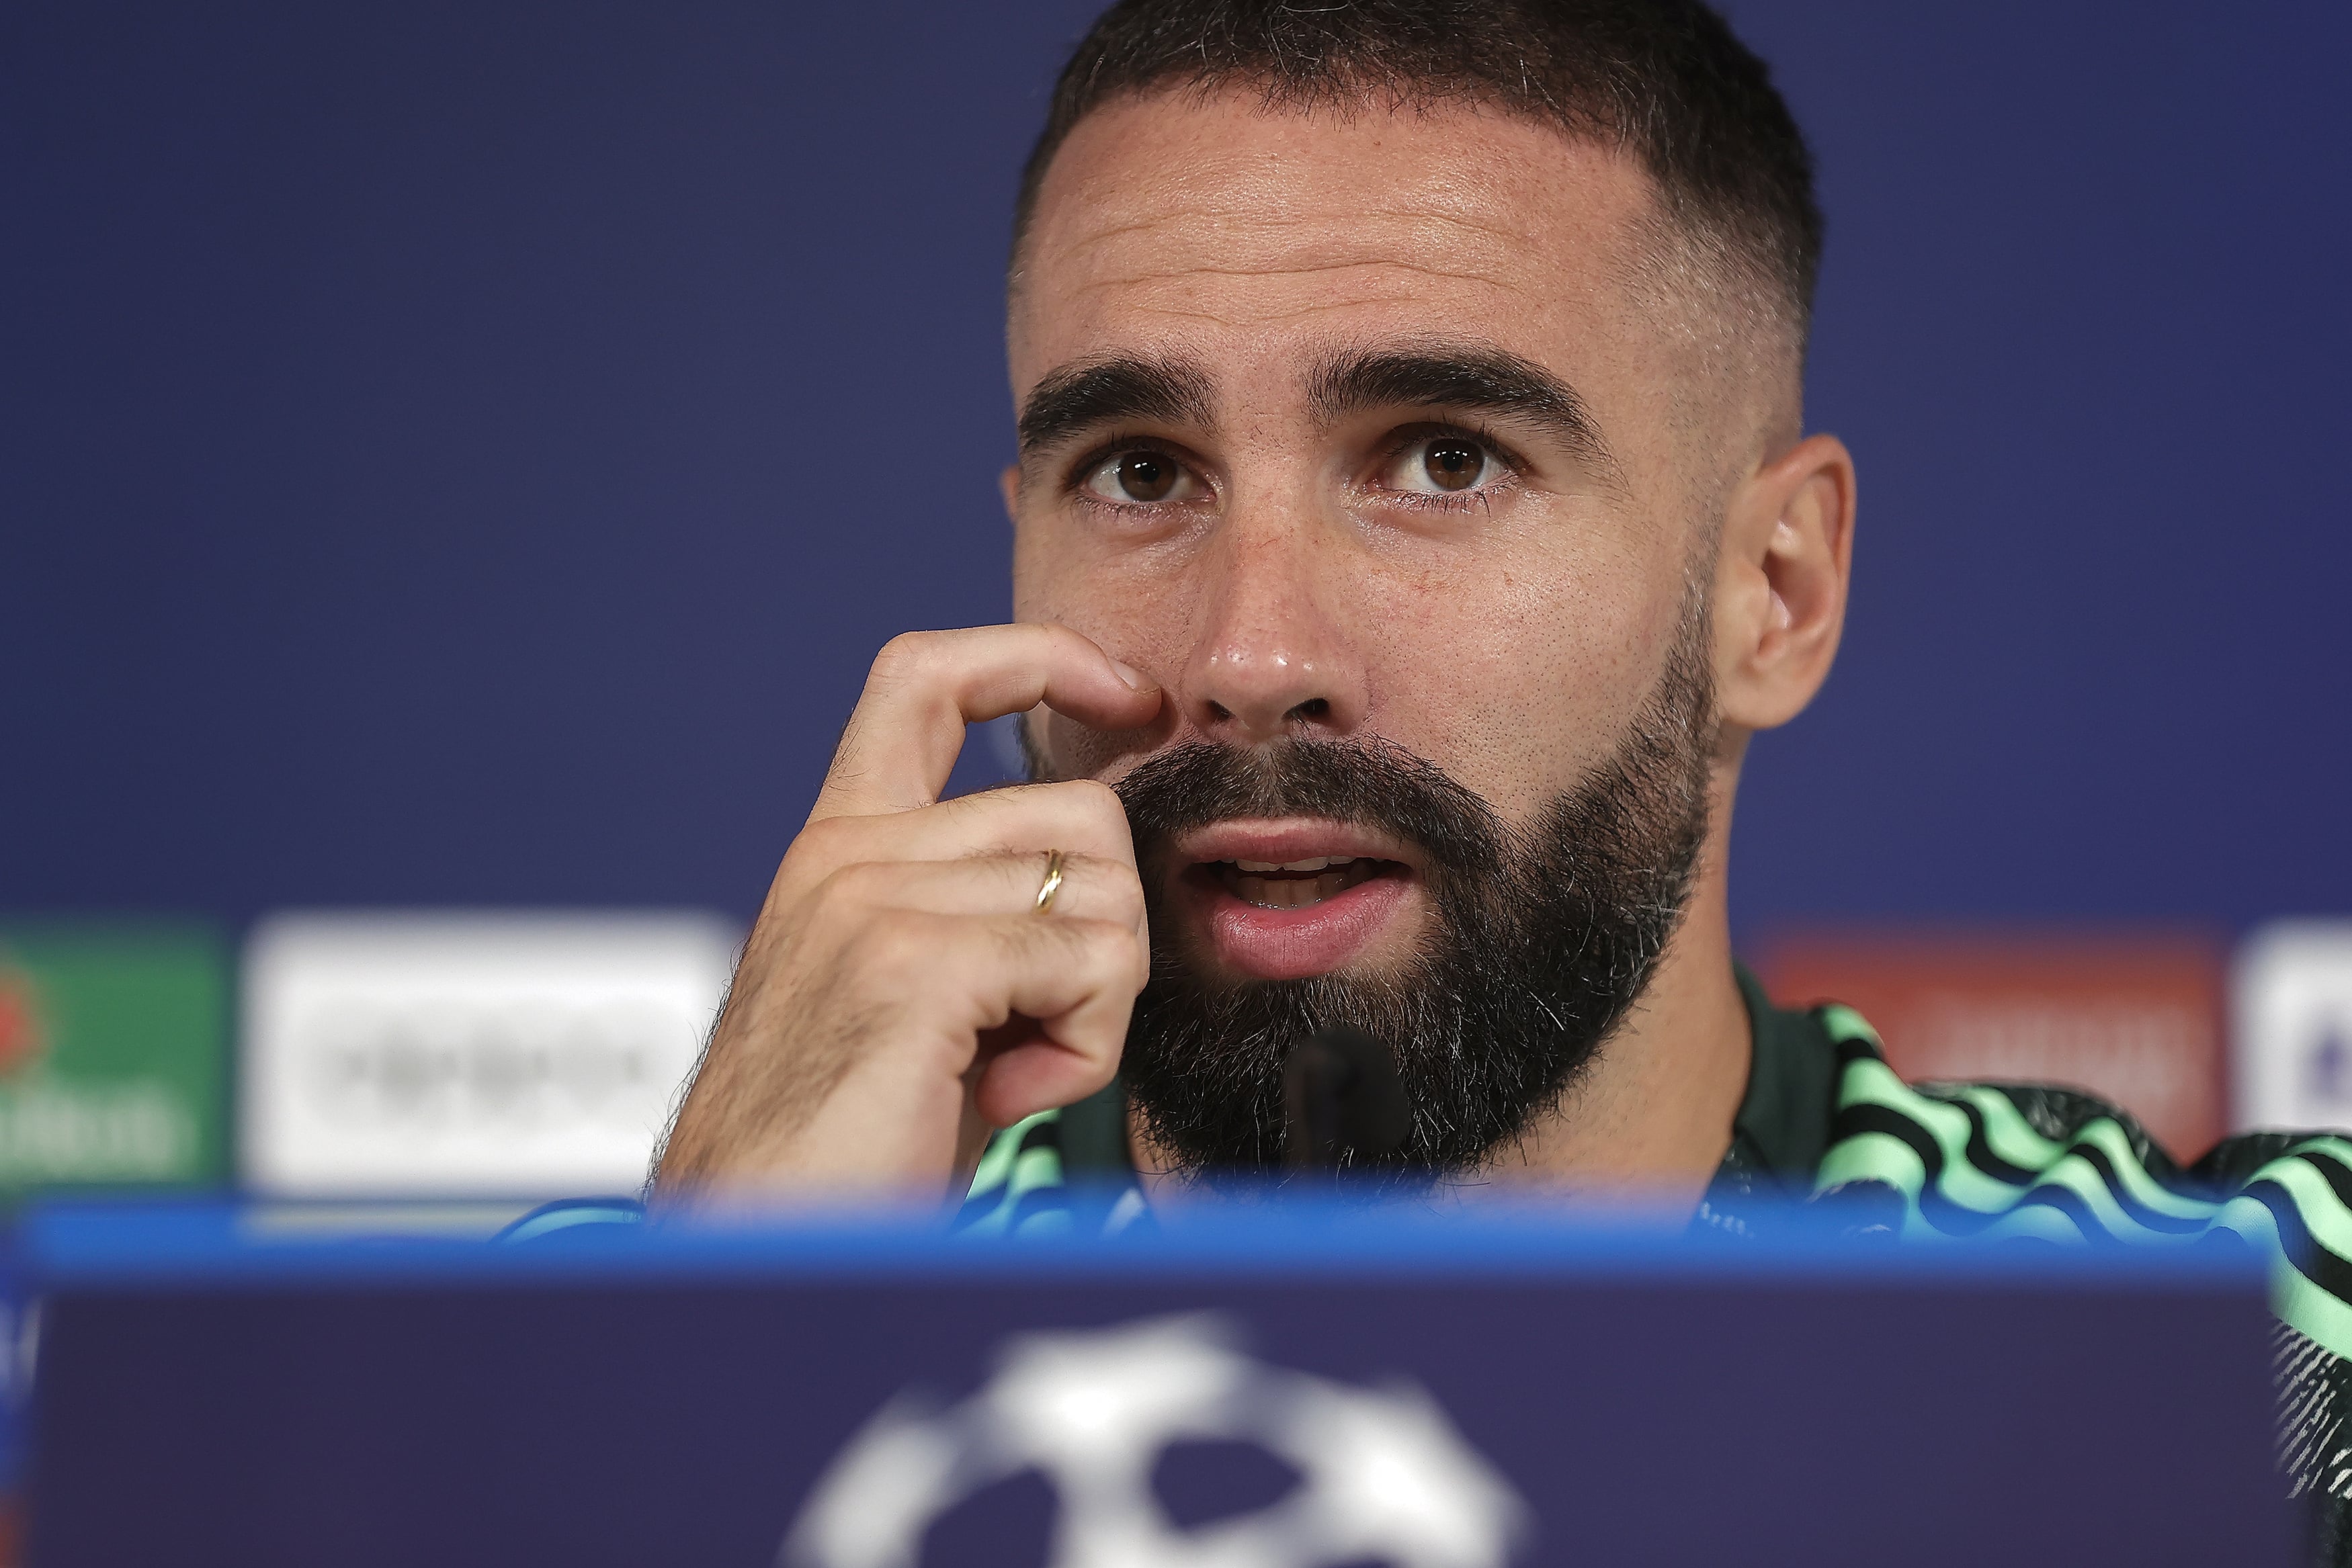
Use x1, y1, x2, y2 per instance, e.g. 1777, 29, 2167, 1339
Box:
5, 2, 2347, 941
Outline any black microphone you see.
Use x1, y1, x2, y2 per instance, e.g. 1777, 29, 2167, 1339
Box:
1282, 1025, 1411, 1173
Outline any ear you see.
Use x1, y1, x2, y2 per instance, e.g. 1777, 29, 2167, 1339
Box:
999, 464, 1021, 523
1712, 433, 1855, 732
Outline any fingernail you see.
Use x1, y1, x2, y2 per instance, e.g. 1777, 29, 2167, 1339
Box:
1111, 659, 1156, 693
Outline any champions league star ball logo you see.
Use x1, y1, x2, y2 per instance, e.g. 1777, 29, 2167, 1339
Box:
782, 1315, 1529, 1568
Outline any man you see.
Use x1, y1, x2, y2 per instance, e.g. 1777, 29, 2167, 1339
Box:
605, 0, 2352, 1550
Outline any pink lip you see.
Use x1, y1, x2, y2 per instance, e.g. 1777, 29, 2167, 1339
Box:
1175, 820, 1424, 872
1169, 818, 1423, 982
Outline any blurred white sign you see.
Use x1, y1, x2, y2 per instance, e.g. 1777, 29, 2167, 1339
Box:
241, 910, 739, 1196
2234, 921, 2352, 1132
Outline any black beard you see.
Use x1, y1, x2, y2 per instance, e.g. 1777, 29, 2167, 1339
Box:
1108, 611, 1718, 1186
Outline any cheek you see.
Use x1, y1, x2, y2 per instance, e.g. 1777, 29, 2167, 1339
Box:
1014, 527, 1200, 683
1009, 523, 1056, 623
1357, 546, 1673, 822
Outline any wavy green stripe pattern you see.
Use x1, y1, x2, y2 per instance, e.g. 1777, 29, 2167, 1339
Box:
1817, 1008, 2352, 1357
961, 1108, 1070, 1237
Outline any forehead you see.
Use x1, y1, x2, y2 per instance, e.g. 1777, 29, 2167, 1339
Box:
1009, 89, 1661, 390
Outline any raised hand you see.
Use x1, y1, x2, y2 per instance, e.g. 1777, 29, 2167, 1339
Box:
652, 625, 1161, 1205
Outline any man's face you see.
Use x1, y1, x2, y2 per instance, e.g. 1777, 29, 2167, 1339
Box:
1008, 91, 1716, 988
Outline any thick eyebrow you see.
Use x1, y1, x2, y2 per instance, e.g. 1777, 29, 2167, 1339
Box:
1307, 341, 1615, 472
1016, 355, 1215, 455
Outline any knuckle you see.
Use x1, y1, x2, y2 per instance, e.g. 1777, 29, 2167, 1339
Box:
1037, 779, 1128, 840
1062, 777, 1123, 817
839, 908, 930, 980
875, 629, 930, 664
787, 814, 860, 869
1081, 856, 1146, 920
988, 918, 1036, 967
1039, 621, 1093, 666
1073, 918, 1142, 975
816, 859, 891, 905
868, 631, 939, 688
964, 781, 1060, 833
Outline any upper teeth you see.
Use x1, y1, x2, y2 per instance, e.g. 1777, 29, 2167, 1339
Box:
1232, 857, 1355, 873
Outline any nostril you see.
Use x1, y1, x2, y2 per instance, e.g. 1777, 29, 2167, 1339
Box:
1289, 697, 1330, 722
1205, 699, 1233, 722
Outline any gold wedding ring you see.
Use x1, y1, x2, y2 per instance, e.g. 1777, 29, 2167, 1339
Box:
1033, 848, 1067, 914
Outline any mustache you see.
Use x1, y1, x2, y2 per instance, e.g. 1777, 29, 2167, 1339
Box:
1111, 734, 1512, 885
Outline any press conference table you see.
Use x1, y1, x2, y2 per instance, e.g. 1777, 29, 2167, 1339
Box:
12, 1197, 2296, 1566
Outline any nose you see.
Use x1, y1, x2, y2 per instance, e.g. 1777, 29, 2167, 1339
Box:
1175, 508, 1367, 746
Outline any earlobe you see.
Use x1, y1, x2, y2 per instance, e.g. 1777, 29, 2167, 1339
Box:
1714, 433, 1856, 733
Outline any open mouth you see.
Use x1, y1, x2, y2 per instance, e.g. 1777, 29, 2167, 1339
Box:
1211, 855, 1398, 910
1167, 825, 1422, 981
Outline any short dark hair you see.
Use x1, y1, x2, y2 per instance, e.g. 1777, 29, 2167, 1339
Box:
1013, 0, 1821, 336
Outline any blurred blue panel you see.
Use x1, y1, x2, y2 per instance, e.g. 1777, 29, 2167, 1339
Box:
7, 1192, 2271, 1287
1724, 1, 2352, 932
1, 1, 2345, 934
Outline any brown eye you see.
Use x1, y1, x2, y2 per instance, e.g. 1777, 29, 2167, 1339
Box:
1422, 439, 1485, 491
1116, 452, 1176, 502
1082, 448, 1195, 509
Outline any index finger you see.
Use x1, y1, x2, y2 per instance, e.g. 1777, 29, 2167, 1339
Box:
809, 623, 1162, 820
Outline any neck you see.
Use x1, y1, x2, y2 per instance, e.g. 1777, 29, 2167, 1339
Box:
1128, 768, 1753, 1215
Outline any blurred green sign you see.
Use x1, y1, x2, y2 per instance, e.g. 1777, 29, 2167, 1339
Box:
0, 924, 230, 1192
